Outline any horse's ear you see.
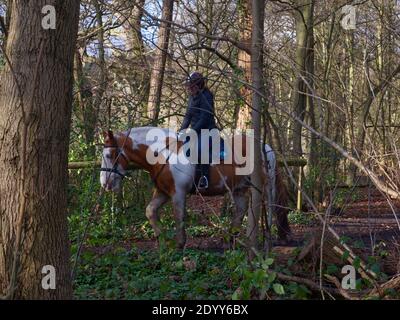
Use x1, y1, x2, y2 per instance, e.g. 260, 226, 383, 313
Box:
104, 130, 114, 140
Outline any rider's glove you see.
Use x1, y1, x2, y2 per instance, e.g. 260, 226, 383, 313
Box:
177, 129, 189, 141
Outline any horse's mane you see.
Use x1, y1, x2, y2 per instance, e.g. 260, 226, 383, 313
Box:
120, 126, 176, 147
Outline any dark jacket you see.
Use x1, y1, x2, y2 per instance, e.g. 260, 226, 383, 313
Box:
179, 88, 217, 133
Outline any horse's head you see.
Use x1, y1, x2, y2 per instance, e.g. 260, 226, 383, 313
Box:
100, 130, 129, 192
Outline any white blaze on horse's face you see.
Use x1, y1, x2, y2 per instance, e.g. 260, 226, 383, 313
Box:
100, 147, 124, 192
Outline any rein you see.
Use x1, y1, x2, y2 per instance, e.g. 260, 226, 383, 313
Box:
100, 145, 130, 179
148, 135, 179, 185
100, 127, 133, 180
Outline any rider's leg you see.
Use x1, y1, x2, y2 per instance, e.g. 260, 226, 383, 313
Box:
198, 164, 209, 188
197, 133, 209, 189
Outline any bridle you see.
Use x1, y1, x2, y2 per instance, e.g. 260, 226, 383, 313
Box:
100, 131, 180, 183
100, 145, 130, 179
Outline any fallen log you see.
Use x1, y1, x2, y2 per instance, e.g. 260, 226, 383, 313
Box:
68, 161, 138, 170
324, 274, 359, 300
367, 275, 400, 299
277, 157, 307, 167
297, 228, 377, 284
68, 160, 101, 169
275, 272, 353, 299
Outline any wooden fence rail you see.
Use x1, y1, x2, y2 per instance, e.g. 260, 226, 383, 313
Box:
67, 158, 307, 170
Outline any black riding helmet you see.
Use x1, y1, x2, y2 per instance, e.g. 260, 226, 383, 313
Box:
185, 72, 206, 90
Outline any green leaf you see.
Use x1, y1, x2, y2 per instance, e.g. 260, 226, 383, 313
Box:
341, 250, 350, 261
353, 256, 361, 270
262, 258, 274, 269
273, 283, 285, 295
295, 284, 311, 299
371, 263, 380, 274
326, 264, 339, 274
232, 291, 240, 300
253, 269, 266, 285
352, 240, 365, 249
268, 272, 277, 283
339, 235, 351, 245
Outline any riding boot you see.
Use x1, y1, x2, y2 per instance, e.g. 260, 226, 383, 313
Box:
198, 163, 209, 189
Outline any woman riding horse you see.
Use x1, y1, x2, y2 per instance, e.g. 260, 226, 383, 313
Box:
100, 127, 291, 249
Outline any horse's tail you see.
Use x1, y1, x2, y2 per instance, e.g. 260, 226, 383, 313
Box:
263, 144, 291, 241
275, 166, 291, 241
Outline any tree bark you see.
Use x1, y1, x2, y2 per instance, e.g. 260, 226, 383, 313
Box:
0, 0, 80, 299
236, 0, 252, 130
126, 0, 146, 60
345, 30, 356, 185
247, 0, 265, 259
292, 0, 314, 158
147, 0, 174, 122
124, 0, 149, 125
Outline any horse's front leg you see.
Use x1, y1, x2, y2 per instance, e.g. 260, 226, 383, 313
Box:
146, 189, 169, 240
172, 191, 187, 249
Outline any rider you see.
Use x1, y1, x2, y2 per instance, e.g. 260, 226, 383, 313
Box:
179, 72, 217, 189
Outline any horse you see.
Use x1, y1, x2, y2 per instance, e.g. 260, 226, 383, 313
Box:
100, 126, 290, 248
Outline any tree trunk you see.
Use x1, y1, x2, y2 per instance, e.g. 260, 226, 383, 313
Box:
0, 0, 80, 299
292, 0, 314, 158
125, 0, 149, 125
74, 47, 85, 124
86, 0, 107, 155
126, 0, 146, 60
236, 0, 252, 130
247, 0, 265, 259
147, 0, 174, 122
305, 3, 316, 169
344, 28, 358, 185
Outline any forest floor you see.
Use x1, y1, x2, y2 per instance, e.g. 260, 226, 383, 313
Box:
83, 186, 400, 269
128, 187, 400, 273
73, 185, 400, 299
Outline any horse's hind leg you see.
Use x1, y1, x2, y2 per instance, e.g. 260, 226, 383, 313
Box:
230, 189, 248, 248
146, 189, 169, 240
276, 205, 291, 243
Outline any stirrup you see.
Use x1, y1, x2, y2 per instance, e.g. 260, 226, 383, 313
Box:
198, 176, 209, 189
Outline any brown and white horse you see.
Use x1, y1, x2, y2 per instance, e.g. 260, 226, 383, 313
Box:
100, 127, 290, 248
